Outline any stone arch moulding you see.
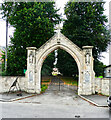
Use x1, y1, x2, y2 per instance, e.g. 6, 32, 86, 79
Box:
26, 32, 95, 95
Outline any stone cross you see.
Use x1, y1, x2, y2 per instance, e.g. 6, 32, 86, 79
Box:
56, 24, 62, 38
57, 24, 61, 33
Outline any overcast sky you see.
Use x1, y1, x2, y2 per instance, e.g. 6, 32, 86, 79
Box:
0, 0, 110, 65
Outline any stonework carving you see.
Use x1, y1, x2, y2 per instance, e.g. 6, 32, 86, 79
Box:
85, 49, 91, 65
29, 71, 33, 82
85, 71, 90, 82
29, 51, 34, 64
26, 32, 95, 95
57, 38, 60, 44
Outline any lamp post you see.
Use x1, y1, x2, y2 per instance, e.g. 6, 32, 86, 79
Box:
5, 18, 8, 71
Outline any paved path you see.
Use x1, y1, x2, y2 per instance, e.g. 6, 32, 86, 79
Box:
0, 92, 34, 102
82, 95, 108, 106
0, 76, 109, 107
47, 76, 77, 92
16, 76, 83, 106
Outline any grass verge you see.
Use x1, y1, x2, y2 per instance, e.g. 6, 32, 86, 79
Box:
60, 77, 78, 86
41, 76, 51, 93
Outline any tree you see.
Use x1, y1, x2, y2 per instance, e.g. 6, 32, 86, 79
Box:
62, 1, 111, 76
1, 2, 61, 75
56, 49, 78, 77
41, 49, 78, 78
42, 52, 55, 76
94, 59, 106, 77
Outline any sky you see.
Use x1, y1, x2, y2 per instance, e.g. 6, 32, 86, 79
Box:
0, 0, 110, 65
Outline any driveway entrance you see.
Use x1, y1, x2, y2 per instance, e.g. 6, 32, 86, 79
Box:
26, 31, 95, 95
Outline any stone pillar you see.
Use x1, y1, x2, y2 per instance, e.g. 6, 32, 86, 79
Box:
82, 46, 95, 95
26, 47, 37, 93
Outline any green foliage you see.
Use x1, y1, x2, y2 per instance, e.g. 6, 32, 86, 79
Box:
42, 49, 78, 77
57, 49, 78, 77
62, 2, 110, 58
0, 51, 6, 76
61, 77, 78, 86
1, 2, 61, 75
41, 84, 48, 93
41, 52, 55, 76
94, 59, 106, 76
98, 76, 103, 78
62, 1, 111, 76
1, 1, 110, 77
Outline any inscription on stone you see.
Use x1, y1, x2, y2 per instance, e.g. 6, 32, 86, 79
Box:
29, 71, 33, 82
85, 71, 90, 82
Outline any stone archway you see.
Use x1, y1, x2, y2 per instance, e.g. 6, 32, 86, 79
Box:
26, 31, 95, 95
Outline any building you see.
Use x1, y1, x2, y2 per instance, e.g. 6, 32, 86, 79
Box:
0, 46, 5, 71
104, 65, 111, 78
52, 68, 61, 76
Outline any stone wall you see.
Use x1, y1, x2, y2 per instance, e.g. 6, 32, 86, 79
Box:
95, 78, 110, 96
0, 76, 27, 93
0, 76, 110, 96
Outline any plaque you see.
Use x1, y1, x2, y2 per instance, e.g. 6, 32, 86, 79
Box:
85, 71, 90, 82
29, 71, 33, 82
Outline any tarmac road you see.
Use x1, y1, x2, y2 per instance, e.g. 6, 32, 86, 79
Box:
0, 102, 110, 118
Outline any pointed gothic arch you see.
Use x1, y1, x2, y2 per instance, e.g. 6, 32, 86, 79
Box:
26, 32, 95, 95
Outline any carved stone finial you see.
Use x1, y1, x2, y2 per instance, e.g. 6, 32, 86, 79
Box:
56, 24, 61, 34
55, 24, 62, 37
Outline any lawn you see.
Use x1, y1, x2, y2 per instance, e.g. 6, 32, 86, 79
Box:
60, 77, 78, 86
41, 76, 78, 92
41, 76, 51, 92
